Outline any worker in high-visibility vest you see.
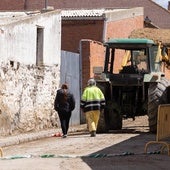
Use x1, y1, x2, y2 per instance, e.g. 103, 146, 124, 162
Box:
81, 78, 105, 137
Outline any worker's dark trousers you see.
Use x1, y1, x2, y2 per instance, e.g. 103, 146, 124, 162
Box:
58, 111, 71, 135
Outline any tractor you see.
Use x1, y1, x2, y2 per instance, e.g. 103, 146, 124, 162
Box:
96, 38, 170, 133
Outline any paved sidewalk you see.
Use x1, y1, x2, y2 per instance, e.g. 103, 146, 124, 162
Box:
0, 124, 87, 148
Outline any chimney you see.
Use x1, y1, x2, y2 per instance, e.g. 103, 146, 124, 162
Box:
168, 1, 170, 10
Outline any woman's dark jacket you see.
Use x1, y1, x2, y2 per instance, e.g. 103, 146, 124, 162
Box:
54, 89, 75, 113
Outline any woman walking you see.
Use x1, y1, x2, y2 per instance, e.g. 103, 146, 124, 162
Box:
54, 83, 75, 138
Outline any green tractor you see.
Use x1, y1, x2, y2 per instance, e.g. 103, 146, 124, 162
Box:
96, 38, 170, 133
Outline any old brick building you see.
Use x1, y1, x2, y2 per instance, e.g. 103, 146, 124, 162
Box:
62, 8, 143, 53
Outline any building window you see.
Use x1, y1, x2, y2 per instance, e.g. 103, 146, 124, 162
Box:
36, 26, 44, 66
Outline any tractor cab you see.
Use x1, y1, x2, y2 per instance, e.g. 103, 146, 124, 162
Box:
103, 38, 165, 83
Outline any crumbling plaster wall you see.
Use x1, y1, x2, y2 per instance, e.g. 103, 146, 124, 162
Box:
0, 11, 61, 136
0, 61, 60, 136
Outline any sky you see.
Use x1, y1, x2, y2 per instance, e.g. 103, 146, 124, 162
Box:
154, 0, 169, 9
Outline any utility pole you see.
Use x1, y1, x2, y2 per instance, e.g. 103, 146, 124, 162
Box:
42, 0, 54, 12
45, 0, 48, 9
24, 0, 27, 10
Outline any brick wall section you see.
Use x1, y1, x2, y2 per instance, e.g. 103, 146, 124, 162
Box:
81, 40, 90, 90
0, 0, 24, 10
81, 40, 105, 90
62, 20, 104, 53
106, 16, 144, 40
62, 16, 143, 53
89, 40, 105, 77
25, 0, 45, 10
0, 0, 48, 10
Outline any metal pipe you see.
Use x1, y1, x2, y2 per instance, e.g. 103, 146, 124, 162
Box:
24, 0, 27, 10
45, 0, 48, 9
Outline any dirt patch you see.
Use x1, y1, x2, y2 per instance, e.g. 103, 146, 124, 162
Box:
130, 28, 170, 45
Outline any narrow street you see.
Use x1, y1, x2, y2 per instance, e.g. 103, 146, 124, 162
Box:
0, 116, 170, 170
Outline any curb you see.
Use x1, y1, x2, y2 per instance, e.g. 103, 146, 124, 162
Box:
0, 129, 57, 147
0, 125, 87, 148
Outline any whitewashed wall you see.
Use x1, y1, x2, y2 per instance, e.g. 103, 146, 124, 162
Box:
0, 10, 61, 65
0, 11, 62, 136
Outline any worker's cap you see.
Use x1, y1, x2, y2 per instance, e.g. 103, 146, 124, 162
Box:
87, 78, 96, 86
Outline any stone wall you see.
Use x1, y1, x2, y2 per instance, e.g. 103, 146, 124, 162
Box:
0, 60, 60, 136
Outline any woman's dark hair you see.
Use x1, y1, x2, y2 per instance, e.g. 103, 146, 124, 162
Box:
61, 83, 69, 103
61, 83, 68, 89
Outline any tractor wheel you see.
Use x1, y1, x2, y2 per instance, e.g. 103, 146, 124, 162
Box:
148, 77, 170, 133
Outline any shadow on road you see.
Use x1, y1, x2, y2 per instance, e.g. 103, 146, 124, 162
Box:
79, 131, 170, 170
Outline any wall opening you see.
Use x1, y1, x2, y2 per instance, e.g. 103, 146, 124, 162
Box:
36, 26, 44, 66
